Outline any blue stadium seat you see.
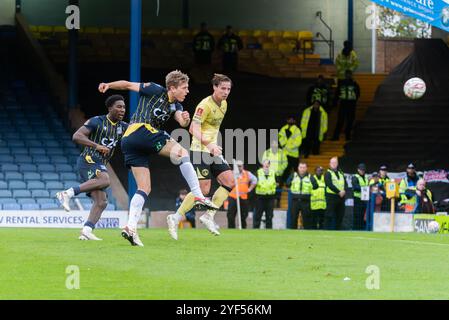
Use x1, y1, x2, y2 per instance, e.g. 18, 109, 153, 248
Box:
37, 164, 55, 172
21, 203, 40, 210
60, 172, 77, 180
29, 148, 46, 155
106, 203, 116, 210
0, 180, 7, 189
22, 133, 38, 140
0, 190, 12, 197
13, 189, 31, 198
36, 198, 55, 205
9, 180, 27, 189
64, 180, 79, 189
23, 173, 41, 181
25, 140, 43, 147
20, 164, 38, 172
43, 140, 60, 148
15, 155, 33, 164
0, 155, 14, 162
0, 148, 10, 155
38, 133, 55, 140
82, 202, 93, 210
33, 155, 50, 164
32, 189, 50, 198
0, 198, 16, 204
65, 148, 80, 156
46, 148, 64, 156
3, 203, 21, 210
50, 156, 68, 164
7, 140, 25, 147
0, 140, 7, 147
1, 164, 19, 171
0, 172, 3, 180
46, 181, 64, 189
27, 181, 45, 189
41, 203, 59, 210
32, 125, 51, 133
4, 133, 20, 139
62, 140, 76, 148
5, 172, 23, 181
55, 164, 72, 172
17, 198, 36, 204
10, 147, 28, 155
48, 189, 61, 197
42, 172, 59, 181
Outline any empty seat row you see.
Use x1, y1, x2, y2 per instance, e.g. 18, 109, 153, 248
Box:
0, 147, 78, 156
0, 155, 77, 164
0, 202, 115, 210
0, 179, 79, 189
0, 172, 77, 181
1, 164, 76, 173
2, 140, 75, 148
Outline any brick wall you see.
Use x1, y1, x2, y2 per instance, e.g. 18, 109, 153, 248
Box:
375, 38, 414, 73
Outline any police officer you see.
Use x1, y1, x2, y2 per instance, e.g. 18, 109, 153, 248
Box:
352, 163, 369, 230
324, 157, 348, 230
370, 165, 391, 211
331, 70, 360, 141
306, 75, 331, 111
254, 160, 277, 229
300, 100, 328, 158
287, 162, 313, 229
279, 115, 302, 184
310, 166, 326, 229
399, 163, 420, 212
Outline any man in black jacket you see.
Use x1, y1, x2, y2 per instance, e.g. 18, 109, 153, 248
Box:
193, 22, 215, 66
324, 157, 348, 230
306, 75, 331, 111
218, 25, 243, 73
332, 70, 360, 141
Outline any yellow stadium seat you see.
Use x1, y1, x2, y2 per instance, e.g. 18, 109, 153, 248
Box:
238, 30, 251, 37
278, 42, 296, 52
53, 26, 67, 33
271, 36, 283, 44
298, 31, 314, 50
267, 30, 283, 38
282, 30, 298, 40
29, 25, 38, 32
298, 30, 313, 40
262, 42, 278, 50
37, 26, 53, 33
84, 27, 100, 33
115, 28, 129, 34
253, 30, 267, 37
100, 27, 114, 34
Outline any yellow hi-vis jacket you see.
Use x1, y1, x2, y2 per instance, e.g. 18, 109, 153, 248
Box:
255, 168, 277, 196
300, 105, 328, 142
335, 50, 359, 79
278, 124, 302, 158
311, 174, 326, 210
261, 148, 288, 177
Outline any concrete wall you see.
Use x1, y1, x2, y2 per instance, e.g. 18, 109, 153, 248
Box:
0, 0, 16, 25
20, 0, 373, 71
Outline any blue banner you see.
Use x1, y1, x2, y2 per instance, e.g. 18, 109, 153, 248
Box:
371, 0, 449, 31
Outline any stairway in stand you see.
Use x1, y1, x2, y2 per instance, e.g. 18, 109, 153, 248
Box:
278, 73, 387, 209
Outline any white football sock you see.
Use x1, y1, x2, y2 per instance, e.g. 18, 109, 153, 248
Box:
179, 159, 204, 198
127, 192, 147, 230
66, 188, 75, 197
82, 225, 93, 234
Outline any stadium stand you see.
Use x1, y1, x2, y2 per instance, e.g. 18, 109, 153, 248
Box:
0, 79, 118, 210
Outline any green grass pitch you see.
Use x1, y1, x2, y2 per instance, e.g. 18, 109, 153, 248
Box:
1, 228, 449, 300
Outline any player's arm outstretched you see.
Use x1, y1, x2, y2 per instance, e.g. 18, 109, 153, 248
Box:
98, 81, 141, 93
189, 108, 222, 156
72, 126, 110, 156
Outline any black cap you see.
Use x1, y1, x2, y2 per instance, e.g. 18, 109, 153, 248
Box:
357, 163, 366, 170
371, 171, 379, 177
407, 163, 415, 169
379, 165, 387, 171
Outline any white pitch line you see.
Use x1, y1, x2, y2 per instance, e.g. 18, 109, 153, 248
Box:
318, 234, 449, 247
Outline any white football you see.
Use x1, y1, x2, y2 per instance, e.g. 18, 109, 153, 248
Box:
404, 77, 426, 100
428, 220, 440, 233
